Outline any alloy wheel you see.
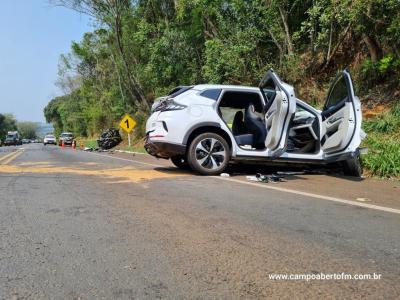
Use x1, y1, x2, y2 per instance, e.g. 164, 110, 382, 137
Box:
195, 138, 226, 170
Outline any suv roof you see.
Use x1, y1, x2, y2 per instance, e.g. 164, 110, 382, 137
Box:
193, 84, 259, 92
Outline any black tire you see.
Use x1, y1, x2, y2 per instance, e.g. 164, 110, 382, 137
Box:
187, 132, 230, 175
342, 151, 363, 177
170, 156, 190, 170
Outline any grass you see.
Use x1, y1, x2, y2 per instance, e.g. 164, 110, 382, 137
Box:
363, 110, 400, 134
362, 103, 400, 178
76, 138, 147, 153
363, 134, 400, 178
76, 139, 98, 149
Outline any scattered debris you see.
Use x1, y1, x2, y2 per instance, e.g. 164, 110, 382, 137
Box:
246, 173, 285, 183
84, 147, 93, 152
220, 173, 230, 177
356, 197, 370, 202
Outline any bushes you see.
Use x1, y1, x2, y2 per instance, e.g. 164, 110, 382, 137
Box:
358, 55, 400, 90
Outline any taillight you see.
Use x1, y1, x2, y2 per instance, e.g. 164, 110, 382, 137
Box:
152, 99, 187, 113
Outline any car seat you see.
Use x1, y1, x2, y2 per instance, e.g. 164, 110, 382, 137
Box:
244, 104, 267, 149
234, 104, 267, 149
232, 111, 247, 135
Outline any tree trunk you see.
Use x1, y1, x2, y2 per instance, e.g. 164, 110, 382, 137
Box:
278, 5, 293, 54
322, 24, 351, 69
114, 14, 149, 110
110, 53, 127, 110
326, 18, 333, 64
267, 28, 284, 64
362, 34, 383, 63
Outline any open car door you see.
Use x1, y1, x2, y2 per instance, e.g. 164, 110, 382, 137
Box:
321, 69, 362, 154
259, 69, 296, 156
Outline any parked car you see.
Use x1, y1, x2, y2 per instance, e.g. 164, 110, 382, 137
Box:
43, 134, 57, 145
145, 69, 364, 176
97, 128, 122, 150
4, 131, 22, 146
22, 139, 31, 144
58, 132, 74, 146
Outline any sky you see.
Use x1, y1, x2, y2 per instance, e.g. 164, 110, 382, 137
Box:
0, 0, 91, 122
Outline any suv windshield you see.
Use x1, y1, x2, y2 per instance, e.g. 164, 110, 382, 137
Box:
45, 135, 55, 138
60, 133, 73, 138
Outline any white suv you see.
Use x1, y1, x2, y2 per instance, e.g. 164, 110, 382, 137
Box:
145, 69, 364, 176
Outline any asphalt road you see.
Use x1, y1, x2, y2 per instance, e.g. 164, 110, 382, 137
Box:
0, 144, 399, 299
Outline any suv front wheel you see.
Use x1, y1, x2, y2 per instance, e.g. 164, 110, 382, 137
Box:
170, 156, 190, 170
342, 150, 363, 177
187, 132, 230, 175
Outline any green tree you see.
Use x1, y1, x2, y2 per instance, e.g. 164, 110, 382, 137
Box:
0, 113, 17, 140
17, 122, 39, 139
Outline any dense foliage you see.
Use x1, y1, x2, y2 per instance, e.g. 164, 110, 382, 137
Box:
0, 114, 41, 140
45, 0, 400, 138
0, 113, 17, 140
17, 122, 40, 140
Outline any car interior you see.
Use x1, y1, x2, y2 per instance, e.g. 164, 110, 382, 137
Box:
287, 105, 320, 154
218, 91, 266, 150
218, 90, 320, 153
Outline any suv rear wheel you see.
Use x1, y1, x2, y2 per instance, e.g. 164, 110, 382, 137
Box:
187, 132, 230, 175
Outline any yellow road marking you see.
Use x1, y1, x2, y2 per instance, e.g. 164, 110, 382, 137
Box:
0, 151, 20, 163
1, 150, 24, 165
0, 162, 183, 183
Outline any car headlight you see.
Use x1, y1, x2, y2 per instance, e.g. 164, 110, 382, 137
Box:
152, 99, 187, 113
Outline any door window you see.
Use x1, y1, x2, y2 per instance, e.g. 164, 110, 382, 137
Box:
325, 74, 348, 110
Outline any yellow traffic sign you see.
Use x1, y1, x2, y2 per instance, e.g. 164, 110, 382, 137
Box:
119, 114, 137, 133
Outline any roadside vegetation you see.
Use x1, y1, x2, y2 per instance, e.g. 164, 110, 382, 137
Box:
0, 113, 17, 140
362, 104, 400, 178
78, 137, 146, 153
0, 114, 40, 140
43, 0, 400, 178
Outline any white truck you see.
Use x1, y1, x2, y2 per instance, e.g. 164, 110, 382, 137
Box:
4, 131, 22, 146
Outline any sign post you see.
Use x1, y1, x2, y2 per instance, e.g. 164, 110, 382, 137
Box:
119, 114, 137, 147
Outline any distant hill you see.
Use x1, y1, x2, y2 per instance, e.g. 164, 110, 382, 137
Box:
36, 123, 54, 138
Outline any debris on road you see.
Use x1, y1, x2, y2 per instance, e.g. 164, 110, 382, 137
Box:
356, 197, 371, 202
246, 173, 285, 183
220, 173, 230, 177
84, 147, 93, 151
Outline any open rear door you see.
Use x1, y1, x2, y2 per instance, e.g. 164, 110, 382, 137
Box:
321, 69, 362, 154
259, 69, 296, 156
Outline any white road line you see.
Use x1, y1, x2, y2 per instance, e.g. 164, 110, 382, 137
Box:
215, 177, 400, 215
87, 152, 400, 215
